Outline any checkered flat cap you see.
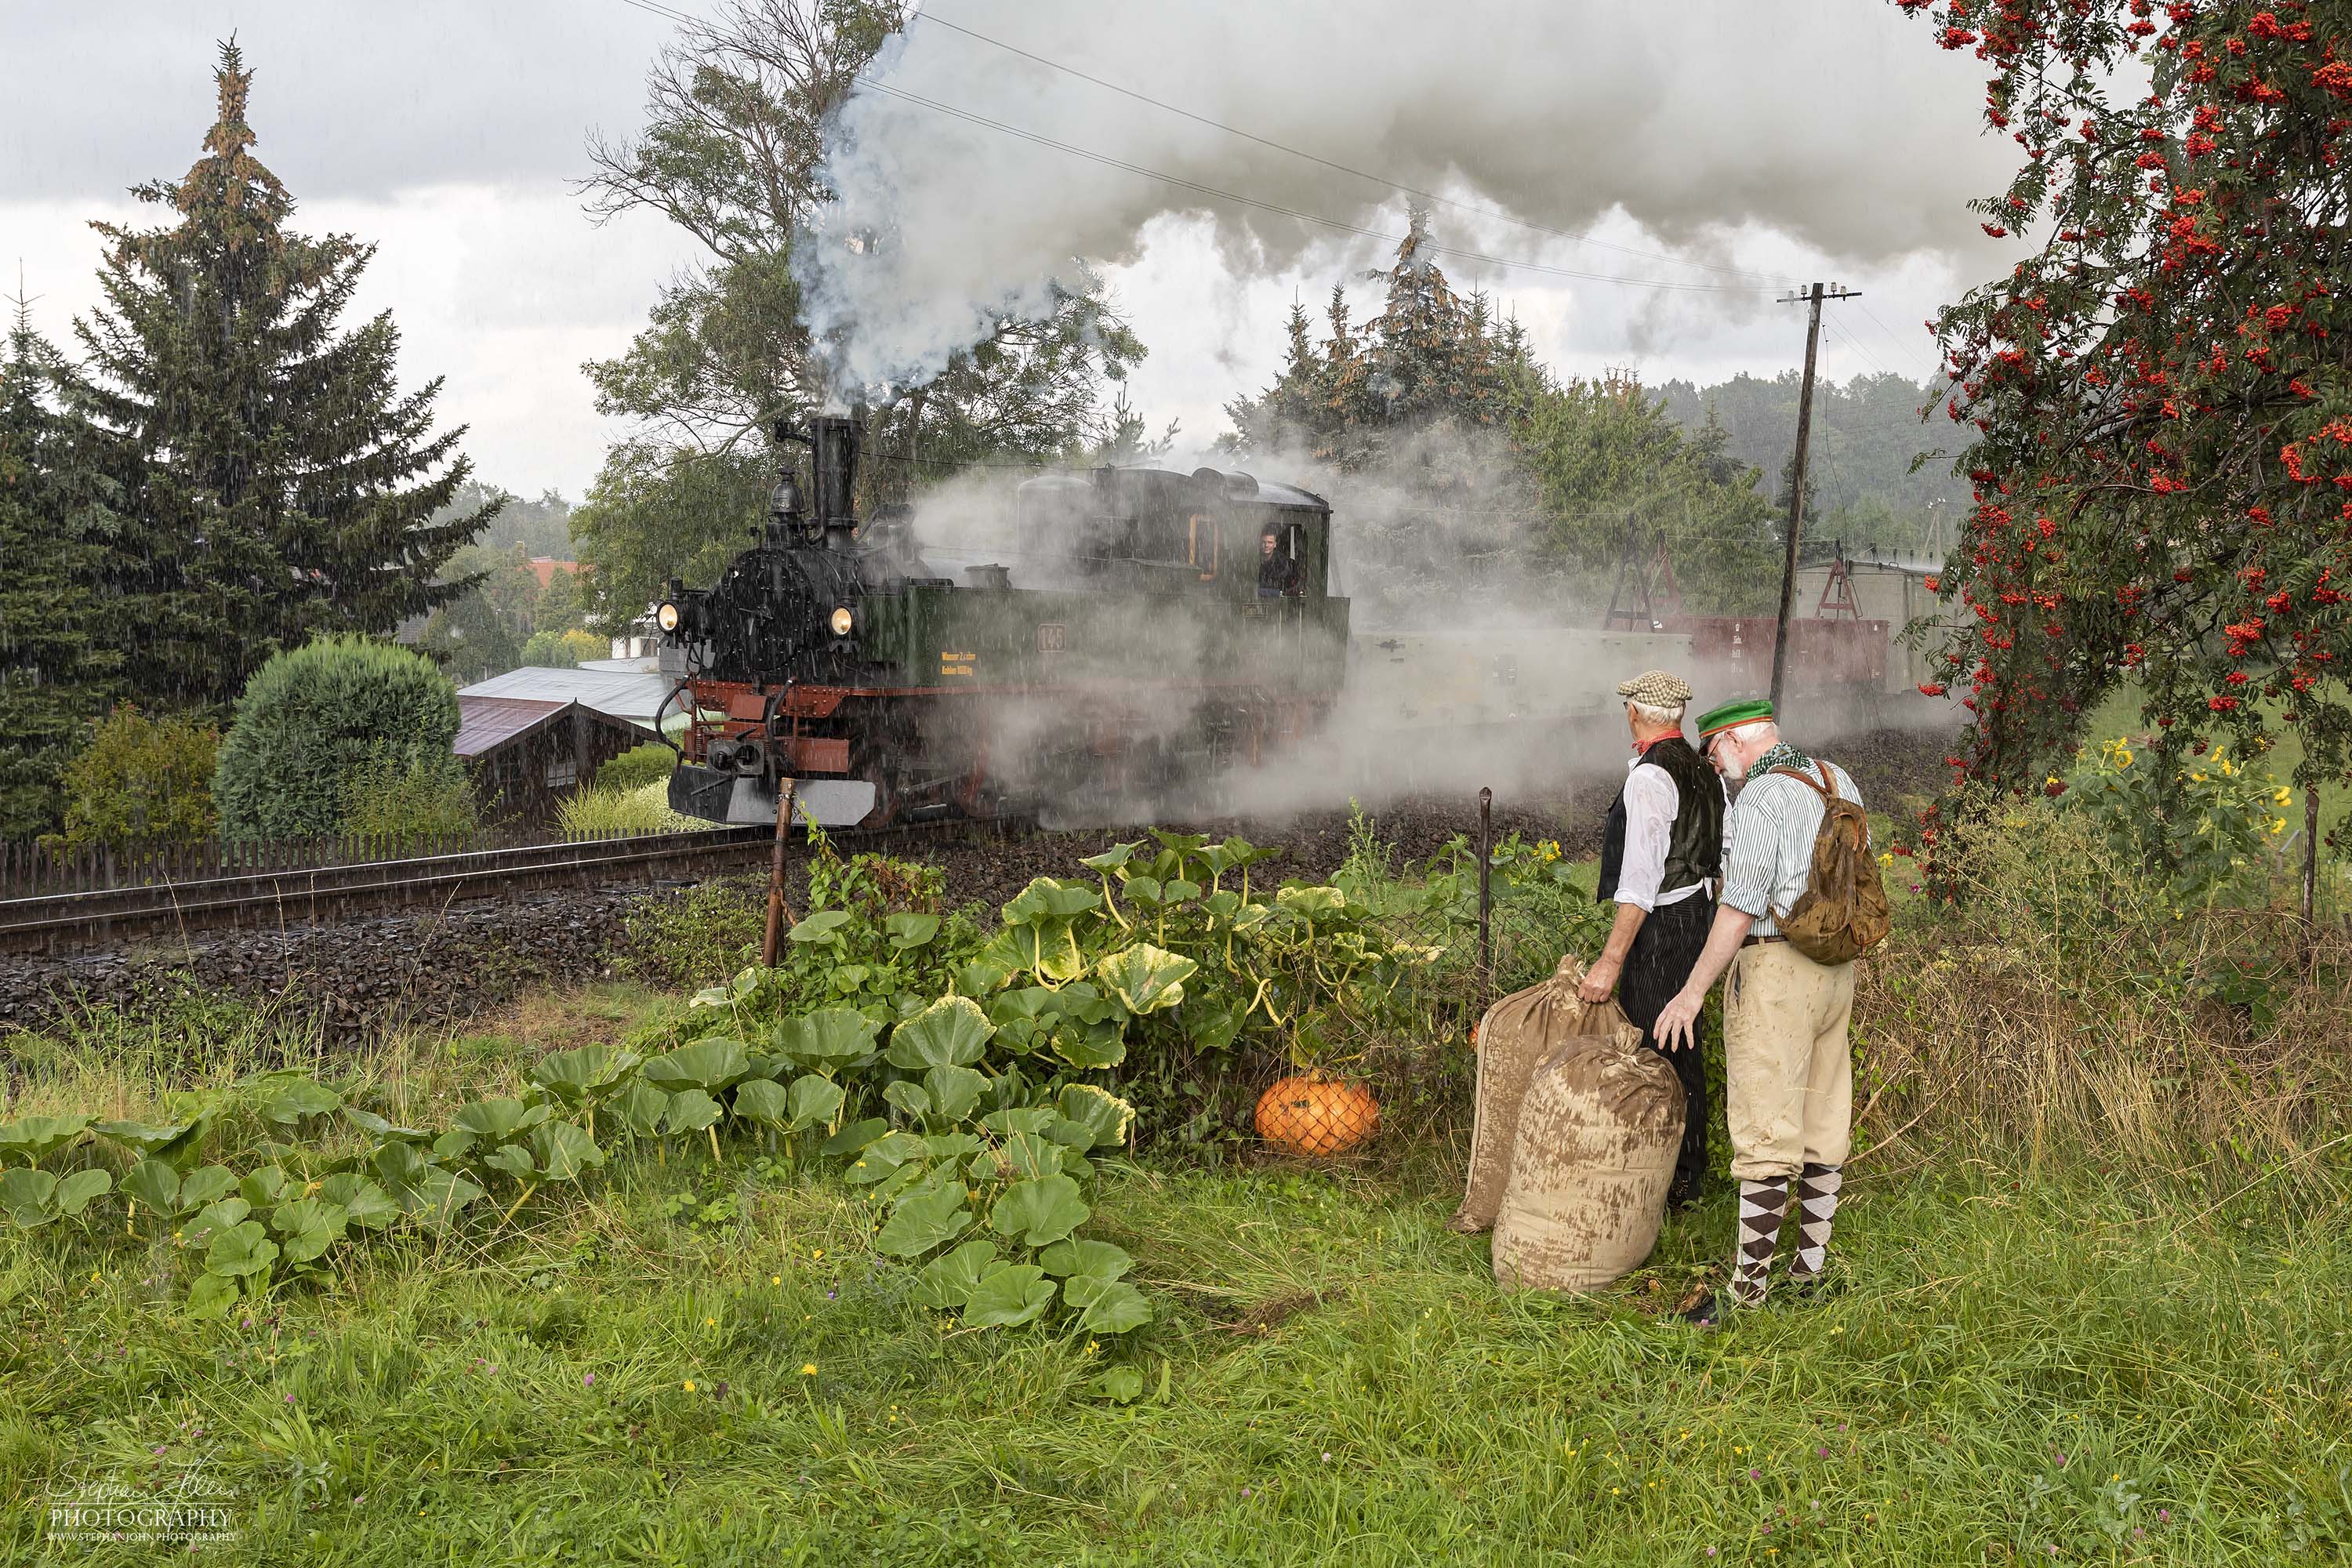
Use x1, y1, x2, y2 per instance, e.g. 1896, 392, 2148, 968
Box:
1615, 669, 1693, 707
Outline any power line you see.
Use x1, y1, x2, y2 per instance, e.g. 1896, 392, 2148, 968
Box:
1854, 298, 1935, 379
854, 79, 1745, 296
909, 10, 1802, 289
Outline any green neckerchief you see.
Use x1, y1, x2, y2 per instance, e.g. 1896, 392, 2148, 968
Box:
1749, 739, 1815, 780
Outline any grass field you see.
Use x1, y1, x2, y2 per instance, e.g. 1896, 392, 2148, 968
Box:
5, 990, 2347, 1566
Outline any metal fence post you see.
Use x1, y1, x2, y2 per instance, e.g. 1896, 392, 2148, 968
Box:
1477, 786, 1493, 989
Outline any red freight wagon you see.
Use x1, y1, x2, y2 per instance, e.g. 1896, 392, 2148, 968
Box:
1677, 616, 1890, 696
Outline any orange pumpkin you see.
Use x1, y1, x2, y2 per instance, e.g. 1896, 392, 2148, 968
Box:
1254, 1076, 1381, 1158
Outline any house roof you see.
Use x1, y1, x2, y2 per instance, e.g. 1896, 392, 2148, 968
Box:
458, 666, 680, 726
454, 695, 658, 759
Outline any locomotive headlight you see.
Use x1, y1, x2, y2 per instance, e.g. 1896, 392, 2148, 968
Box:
656, 601, 682, 633
829, 606, 854, 637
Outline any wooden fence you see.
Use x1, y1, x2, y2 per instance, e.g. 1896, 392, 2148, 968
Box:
0, 828, 670, 901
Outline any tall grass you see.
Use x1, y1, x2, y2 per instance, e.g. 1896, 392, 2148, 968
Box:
554, 779, 697, 840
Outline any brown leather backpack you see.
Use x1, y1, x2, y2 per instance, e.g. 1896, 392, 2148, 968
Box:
1767, 762, 1892, 965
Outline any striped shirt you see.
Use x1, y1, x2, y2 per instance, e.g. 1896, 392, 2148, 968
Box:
1718, 760, 1865, 938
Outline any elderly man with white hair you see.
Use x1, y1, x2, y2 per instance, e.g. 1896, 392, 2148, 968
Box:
1575, 669, 1726, 1209
1653, 697, 1866, 1326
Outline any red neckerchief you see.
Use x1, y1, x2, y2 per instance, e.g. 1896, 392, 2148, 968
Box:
1635, 731, 1685, 757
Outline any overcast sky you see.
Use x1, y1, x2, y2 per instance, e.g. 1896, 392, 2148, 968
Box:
2, 0, 2011, 501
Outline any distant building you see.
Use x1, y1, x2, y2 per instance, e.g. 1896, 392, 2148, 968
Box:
1791, 553, 1962, 693
455, 697, 658, 823
458, 666, 681, 731
527, 557, 584, 592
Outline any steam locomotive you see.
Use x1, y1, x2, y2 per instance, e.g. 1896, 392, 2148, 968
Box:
657, 416, 1350, 826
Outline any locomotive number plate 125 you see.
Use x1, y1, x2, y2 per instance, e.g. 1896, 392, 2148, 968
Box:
1036, 623, 1066, 655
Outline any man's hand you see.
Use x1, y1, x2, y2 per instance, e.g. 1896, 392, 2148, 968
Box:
1576, 955, 1621, 1005
1653, 986, 1705, 1051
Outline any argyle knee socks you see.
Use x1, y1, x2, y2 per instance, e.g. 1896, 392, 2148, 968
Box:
1729, 1179, 1788, 1307
1789, 1163, 1842, 1280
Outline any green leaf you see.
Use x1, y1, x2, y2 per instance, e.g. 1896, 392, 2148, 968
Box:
1062, 1276, 1153, 1334
416, 1168, 486, 1230
972, 1131, 1065, 1184
1085, 1365, 1147, 1403
55, 1168, 112, 1218
731, 1078, 793, 1128
205, 1220, 280, 1278
177, 1167, 238, 1210
1097, 942, 1196, 1013
0, 1113, 94, 1163
1039, 1238, 1134, 1281
787, 909, 854, 946
989, 1175, 1090, 1247
844, 1130, 927, 1185
0, 1168, 58, 1226
1122, 875, 1166, 909
921, 1132, 982, 1164
819, 1117, 889, 1159
270, 1199, 349, 1265
989, 987, 1063, 1025
775, 1008, 881, 1072
962, 1261, 1055, 1328
611, 1080, 671, 1138
886, 996, 995, 1070
122, 1160, 181, 1218
1009, 921, 1086, 985
1003, 877, 1103, 925
911, 1240, 999, 1310
662, 1089, 724, 1135
1079, 841, 1143, 873
184, 1270, 240, 1319
1053, 1021, 1127, 1070
882, 1081, 932, 1120
786, 1075, 845, 1131
874, 1185, 975, 1258
528, 1044, 641, 1104
1277, 884, 1348, 917
527, 1123, 604, 1182
186, 1197, 251, 1243
452, 1098, 549, 1146
922, 1065, 988, 1124
258, 1079, 342, 1126
342, 1107, 430, 1142
977, 1107, 1058, 1138
885, 912, 942, 950
482, 1145, 536, 1178
1161, 878, 1203, 904
1055, 1085, 1136, 1151
93, 1116, 208, 1163
318, 1175, 400, 1230
641, 1038, 751, 1093
238, 1167, 289, 1208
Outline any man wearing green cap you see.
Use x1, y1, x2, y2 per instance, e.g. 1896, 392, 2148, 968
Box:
1653, 699, 1864, 1325
1576, 668, 1724, 1208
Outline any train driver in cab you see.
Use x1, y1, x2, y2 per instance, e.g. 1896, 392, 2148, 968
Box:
1257, 528, 1301, 599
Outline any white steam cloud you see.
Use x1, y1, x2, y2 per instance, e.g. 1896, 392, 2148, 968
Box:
794, 0, 2007, 401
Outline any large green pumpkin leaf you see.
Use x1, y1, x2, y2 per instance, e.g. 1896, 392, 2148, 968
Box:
989, 1175, 1090, 1247
1055, 1085, 1136, 1151
318, 1175, 400, 1230
787, 909, 854, 946
922, 1065, 987, 1124
874, 1185, 973, 1258
238, 1167, 289, 1209
642, 1039, 751, 1093
819, 1117, 889, 1159
786, 1075, 845, 1131
1078, 841, 1142, 873
886, 996, 994, 1070
662, 1089, 724, 1135
186, 1197, 251, 1243
1085, 1366, 1146, 1404
610, 1080, 670, 1138
1052, 1022, 1127, 1070
416, 1168, 486, 1230
184, 1270, 240, 1319
205, 1221, 279, 1278
0, 1168, 58, 1226
122, 1160, 181, 1218
731, 1078, 793, 1128
844, 1130, 926, 1185
885, 912, 941, 950
911, 1240, 999, 1310
0, 1113, 93, 1164
56, 1168, 111, 1218
257, 1079, 342, 1126
962, 1261, 1055, 1328
270, 1199, 349, 1265
1038, 1238, 1134, 1281
775, 1008, 881, 1072
342, 1107, 430, 1142
1096, 944, 1197, 1014
1009, 921, 1086, 985
452, 1098, 548, 1145
481, 1145, 537, 1178
971, 1131, 1065, 1184
528, 1123, 604, 1183
1002, 877, 1102, 925
1062, 1275, 1153, 1334
921, 1132, 982, 1165
976, 1107, 1057, 1138
881, 1081, 931, 1121
93, 1117, 205, 1162
178, 1166, 238, 1210
529, 1044, 641, 1104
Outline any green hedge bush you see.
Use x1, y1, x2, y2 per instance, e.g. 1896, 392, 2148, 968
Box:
593, 742, 677, 794
54, 703, 220, 849
212, 637, 467, 840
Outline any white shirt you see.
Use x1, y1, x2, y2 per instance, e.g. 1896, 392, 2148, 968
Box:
1614, 752, 1722, 912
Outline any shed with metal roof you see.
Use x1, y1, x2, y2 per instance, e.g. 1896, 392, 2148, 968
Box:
454, 695, 660, 824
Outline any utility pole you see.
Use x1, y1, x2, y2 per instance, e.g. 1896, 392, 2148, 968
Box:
1769, 281, 1860, 714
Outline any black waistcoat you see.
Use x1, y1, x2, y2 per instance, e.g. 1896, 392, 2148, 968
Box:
1595, 735, 1726, 904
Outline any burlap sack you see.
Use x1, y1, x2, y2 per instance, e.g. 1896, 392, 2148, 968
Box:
1490, 1005, 1686, 1294
1448, 953, 1646, 1233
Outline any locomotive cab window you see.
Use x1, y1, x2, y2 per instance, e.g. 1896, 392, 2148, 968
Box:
1187, 513, 1219, 581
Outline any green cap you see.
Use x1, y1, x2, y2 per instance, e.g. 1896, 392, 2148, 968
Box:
1695, 697, 1773, 739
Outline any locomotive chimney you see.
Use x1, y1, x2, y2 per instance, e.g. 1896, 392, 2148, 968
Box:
811, 411, 862, 550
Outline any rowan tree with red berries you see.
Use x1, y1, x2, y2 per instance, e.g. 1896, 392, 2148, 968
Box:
1893, 0, 2350, 858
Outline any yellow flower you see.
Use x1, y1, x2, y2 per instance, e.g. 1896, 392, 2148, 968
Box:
771, 1275, 782, 1286
705, 1316, 717, 1327
800, 1363, 818, 1376
2269, 818, 2287, 836
812, 1248, 824, 1260
1878, 851, 1894, 866
2191, 772, 2207, 783
2274, 786, 2293, 804
683, 1380, 696, 1392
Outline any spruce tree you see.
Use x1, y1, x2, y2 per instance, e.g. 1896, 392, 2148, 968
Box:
0, 298, 118, 838
61, 42, 492, 712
